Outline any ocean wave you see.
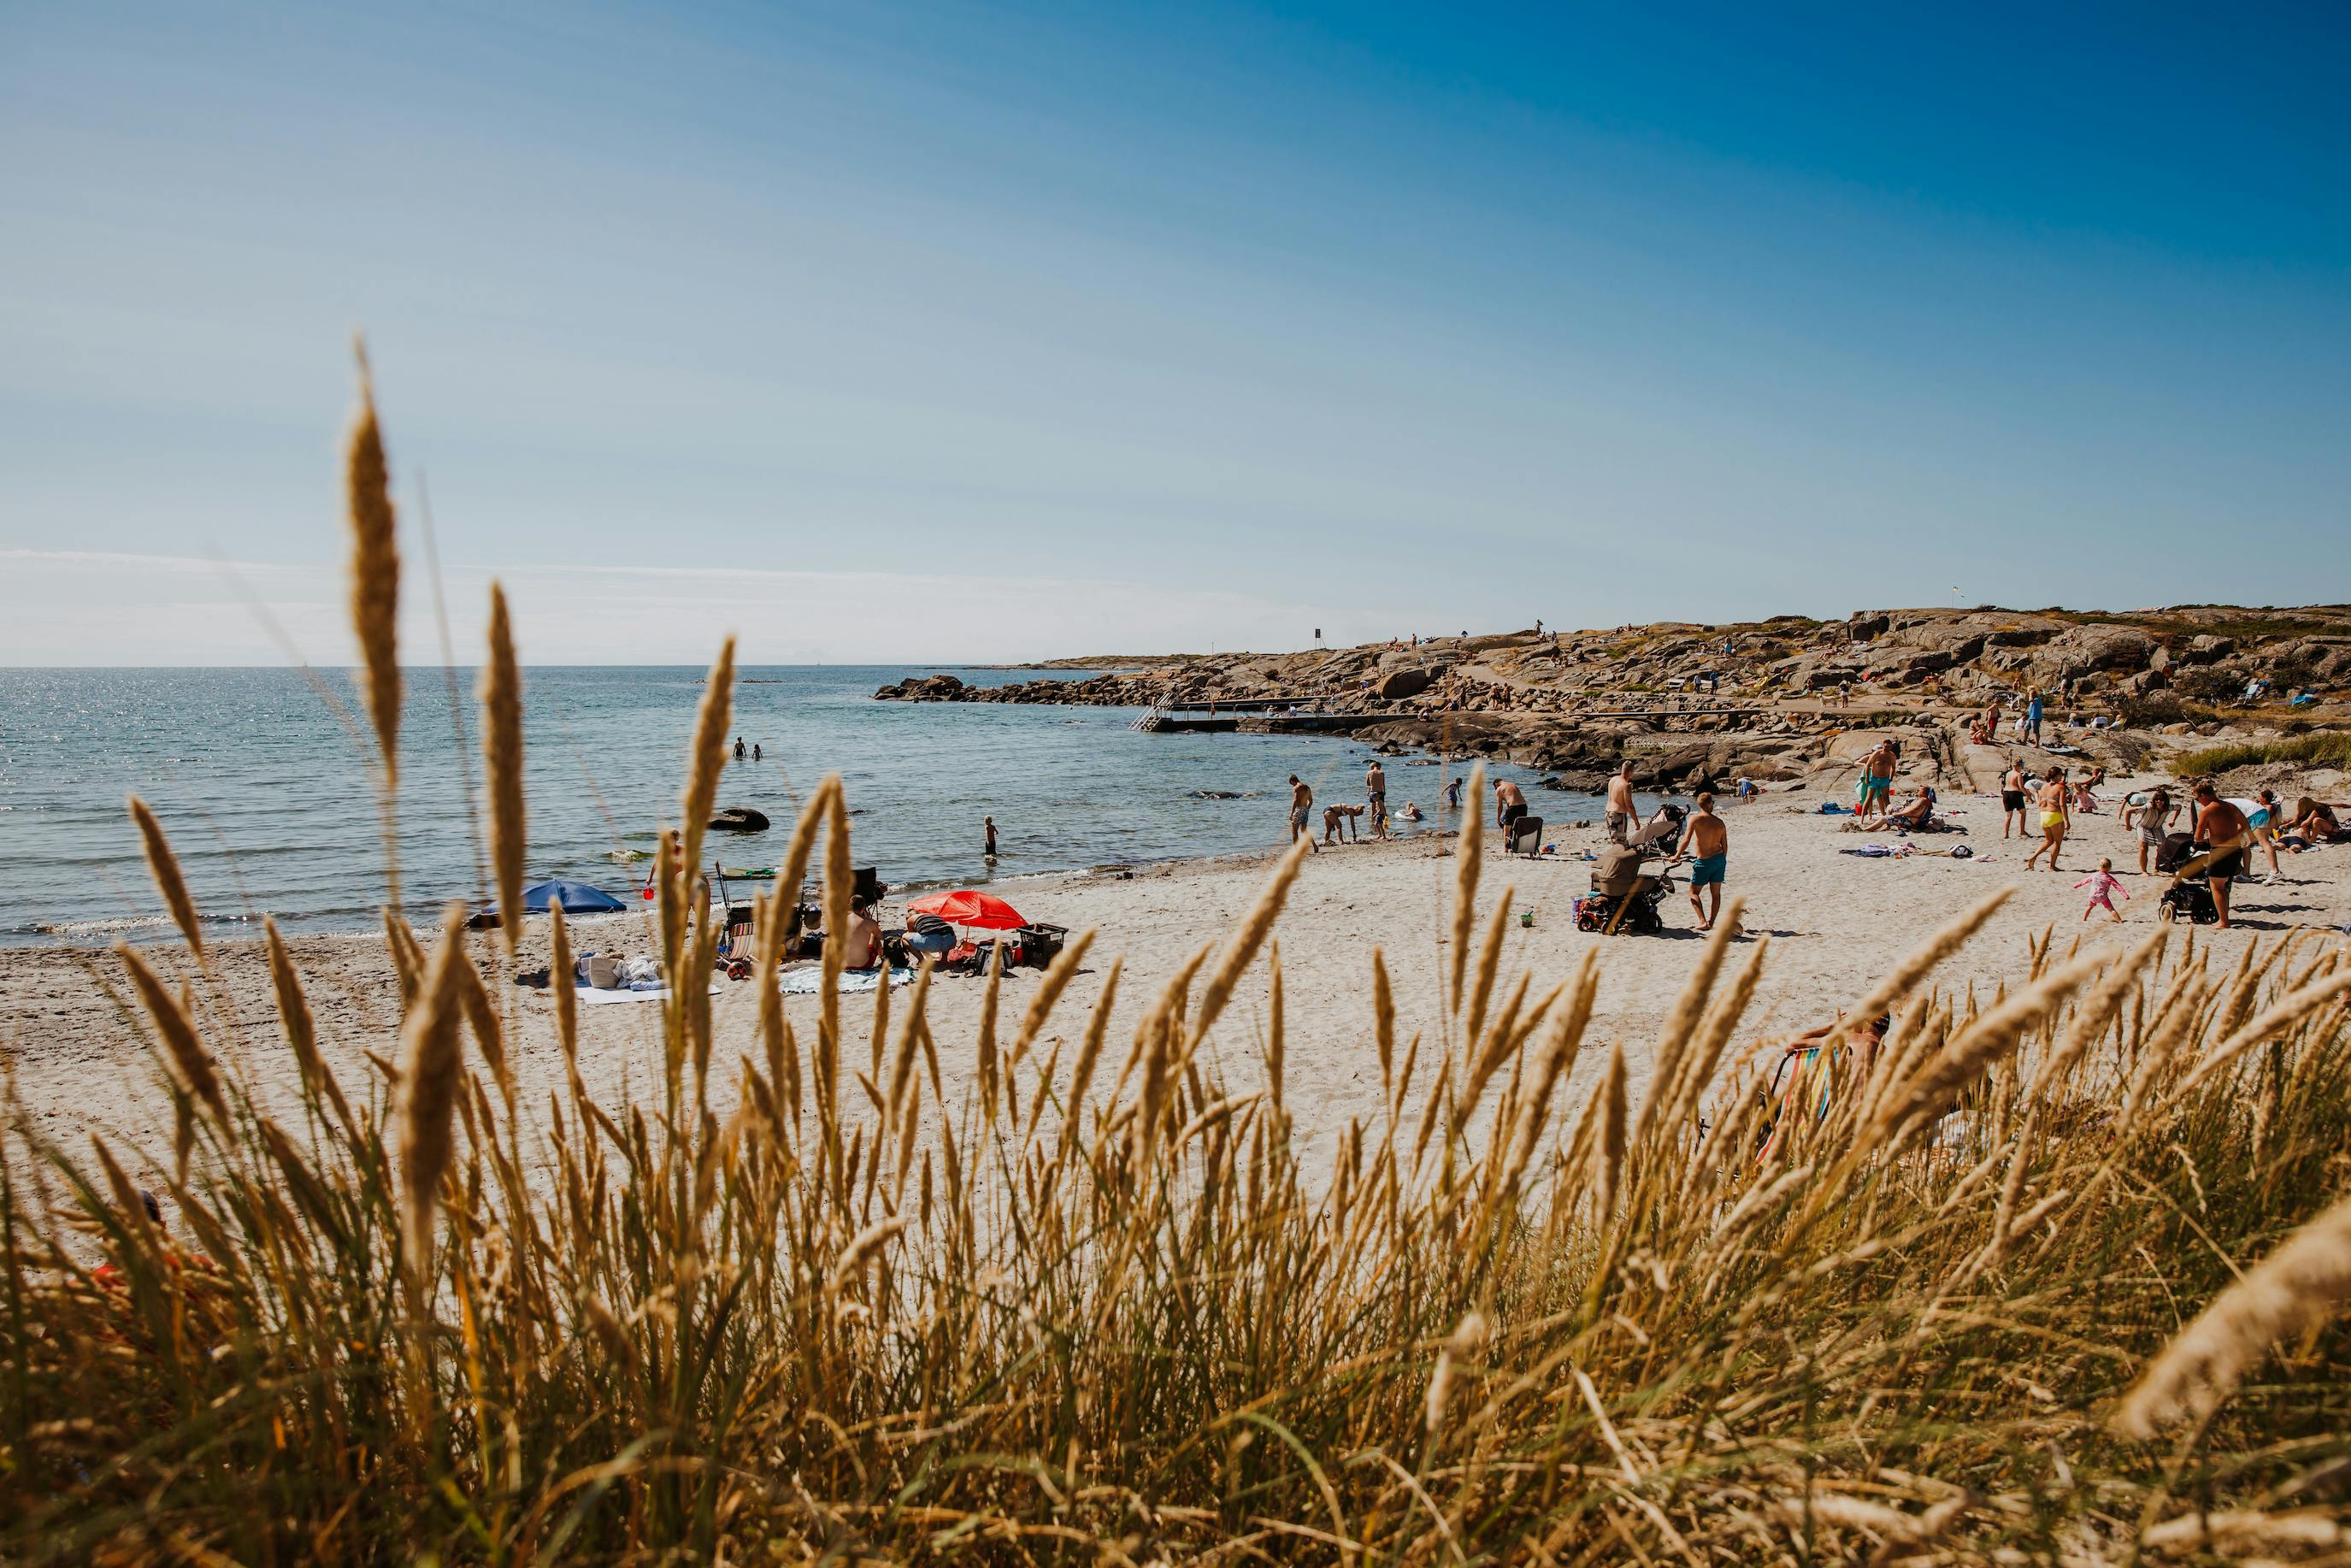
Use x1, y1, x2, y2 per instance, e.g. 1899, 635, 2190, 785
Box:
25, 913, 179, 937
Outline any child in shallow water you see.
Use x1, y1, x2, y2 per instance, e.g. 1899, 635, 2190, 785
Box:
2075, 857, 2129, 923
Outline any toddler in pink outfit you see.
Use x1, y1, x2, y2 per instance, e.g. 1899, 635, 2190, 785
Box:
2075, 857, 2129, 923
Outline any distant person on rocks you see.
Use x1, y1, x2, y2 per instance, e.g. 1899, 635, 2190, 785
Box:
1671, 791, 1729, 933
1494, 776, 1528, 838
2024, 688, 2044, 746
984, 816, 999, 858
1287, 775, 1317, 852
1605, 761, 1639, 845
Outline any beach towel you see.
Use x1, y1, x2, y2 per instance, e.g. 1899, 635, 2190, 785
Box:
575, 983, 722, 1006
780, 966, 914, 996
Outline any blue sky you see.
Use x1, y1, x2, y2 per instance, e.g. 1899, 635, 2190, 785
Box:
3, 1, 2346, 663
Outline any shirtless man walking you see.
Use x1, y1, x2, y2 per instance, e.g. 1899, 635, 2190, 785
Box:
2001, 757, 2030, 839
1605, 761, 1639, 845
1364, 759, 1389, 840
1671, 791, 1729, 932
1287, 775, 1317, 852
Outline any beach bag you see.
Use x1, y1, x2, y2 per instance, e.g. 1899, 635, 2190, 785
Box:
587, 952, 620, 990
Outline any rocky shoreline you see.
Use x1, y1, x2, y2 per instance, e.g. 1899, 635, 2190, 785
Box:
877, 604, 2351, 793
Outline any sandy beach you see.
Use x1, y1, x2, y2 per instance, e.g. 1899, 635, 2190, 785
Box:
8, 752, 2345, 1183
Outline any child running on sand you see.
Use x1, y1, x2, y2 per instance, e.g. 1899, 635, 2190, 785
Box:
2075, 857, 2129, 923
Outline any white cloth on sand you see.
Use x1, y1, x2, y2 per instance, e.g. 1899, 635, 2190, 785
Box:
576, 983, 722, 1006
780, 966, 913, 996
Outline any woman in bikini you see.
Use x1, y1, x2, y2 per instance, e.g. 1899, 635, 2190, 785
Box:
2024, 765, 2071, 872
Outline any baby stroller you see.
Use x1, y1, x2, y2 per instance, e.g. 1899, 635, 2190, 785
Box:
1575, 846, 1676, 934
2154, 832, 2218, 924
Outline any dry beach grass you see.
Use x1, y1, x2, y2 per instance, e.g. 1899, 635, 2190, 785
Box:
3, 380, 2351, 1563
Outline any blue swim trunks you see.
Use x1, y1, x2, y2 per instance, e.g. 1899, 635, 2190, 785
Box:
1689, 852, 1726, 887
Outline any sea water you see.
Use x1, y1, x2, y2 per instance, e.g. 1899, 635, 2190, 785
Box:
0, 667, 1594, 946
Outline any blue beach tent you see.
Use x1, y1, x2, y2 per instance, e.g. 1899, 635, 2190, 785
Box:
521, 878, 628, 914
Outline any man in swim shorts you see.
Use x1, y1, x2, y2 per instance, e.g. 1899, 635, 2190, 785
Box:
1671, 791, 1730, 932
1494, 776, 1529, 839
1364, 759, 1388, 839
2192, 783, 2249, 928
1605, 760, 1638, 844
1287, 775, 1317, 852
2001, 757, 2030, 838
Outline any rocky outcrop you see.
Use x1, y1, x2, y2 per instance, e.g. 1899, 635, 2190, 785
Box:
872, 606, 2351, 775
2026, 625, 2159, 683
1376, 667, 1433, 700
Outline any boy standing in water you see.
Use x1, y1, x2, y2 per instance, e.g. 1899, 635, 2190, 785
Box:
983, 816, 998, 858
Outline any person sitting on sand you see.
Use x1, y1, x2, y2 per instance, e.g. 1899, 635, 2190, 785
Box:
1323, 802, 1366, 844
1884, 785, 1936, 828
2024, 767, 2070, 872
1758, 1013, 1889, 1162
1670, 791, 1729, 932
842, 899, 882, 970
2284, 795, 2343, 844
2070, 766, 2107, 814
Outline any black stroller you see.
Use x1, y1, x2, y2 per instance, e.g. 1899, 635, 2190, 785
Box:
1576, 846, 1677, 934
2154, 832, 2218, 925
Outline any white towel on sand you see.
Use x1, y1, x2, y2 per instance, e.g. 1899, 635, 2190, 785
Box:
575, 983, 721, 1006
780, 966, 912, 996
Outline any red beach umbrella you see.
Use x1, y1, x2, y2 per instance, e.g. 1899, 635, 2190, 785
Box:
906, 889, 1028, 930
